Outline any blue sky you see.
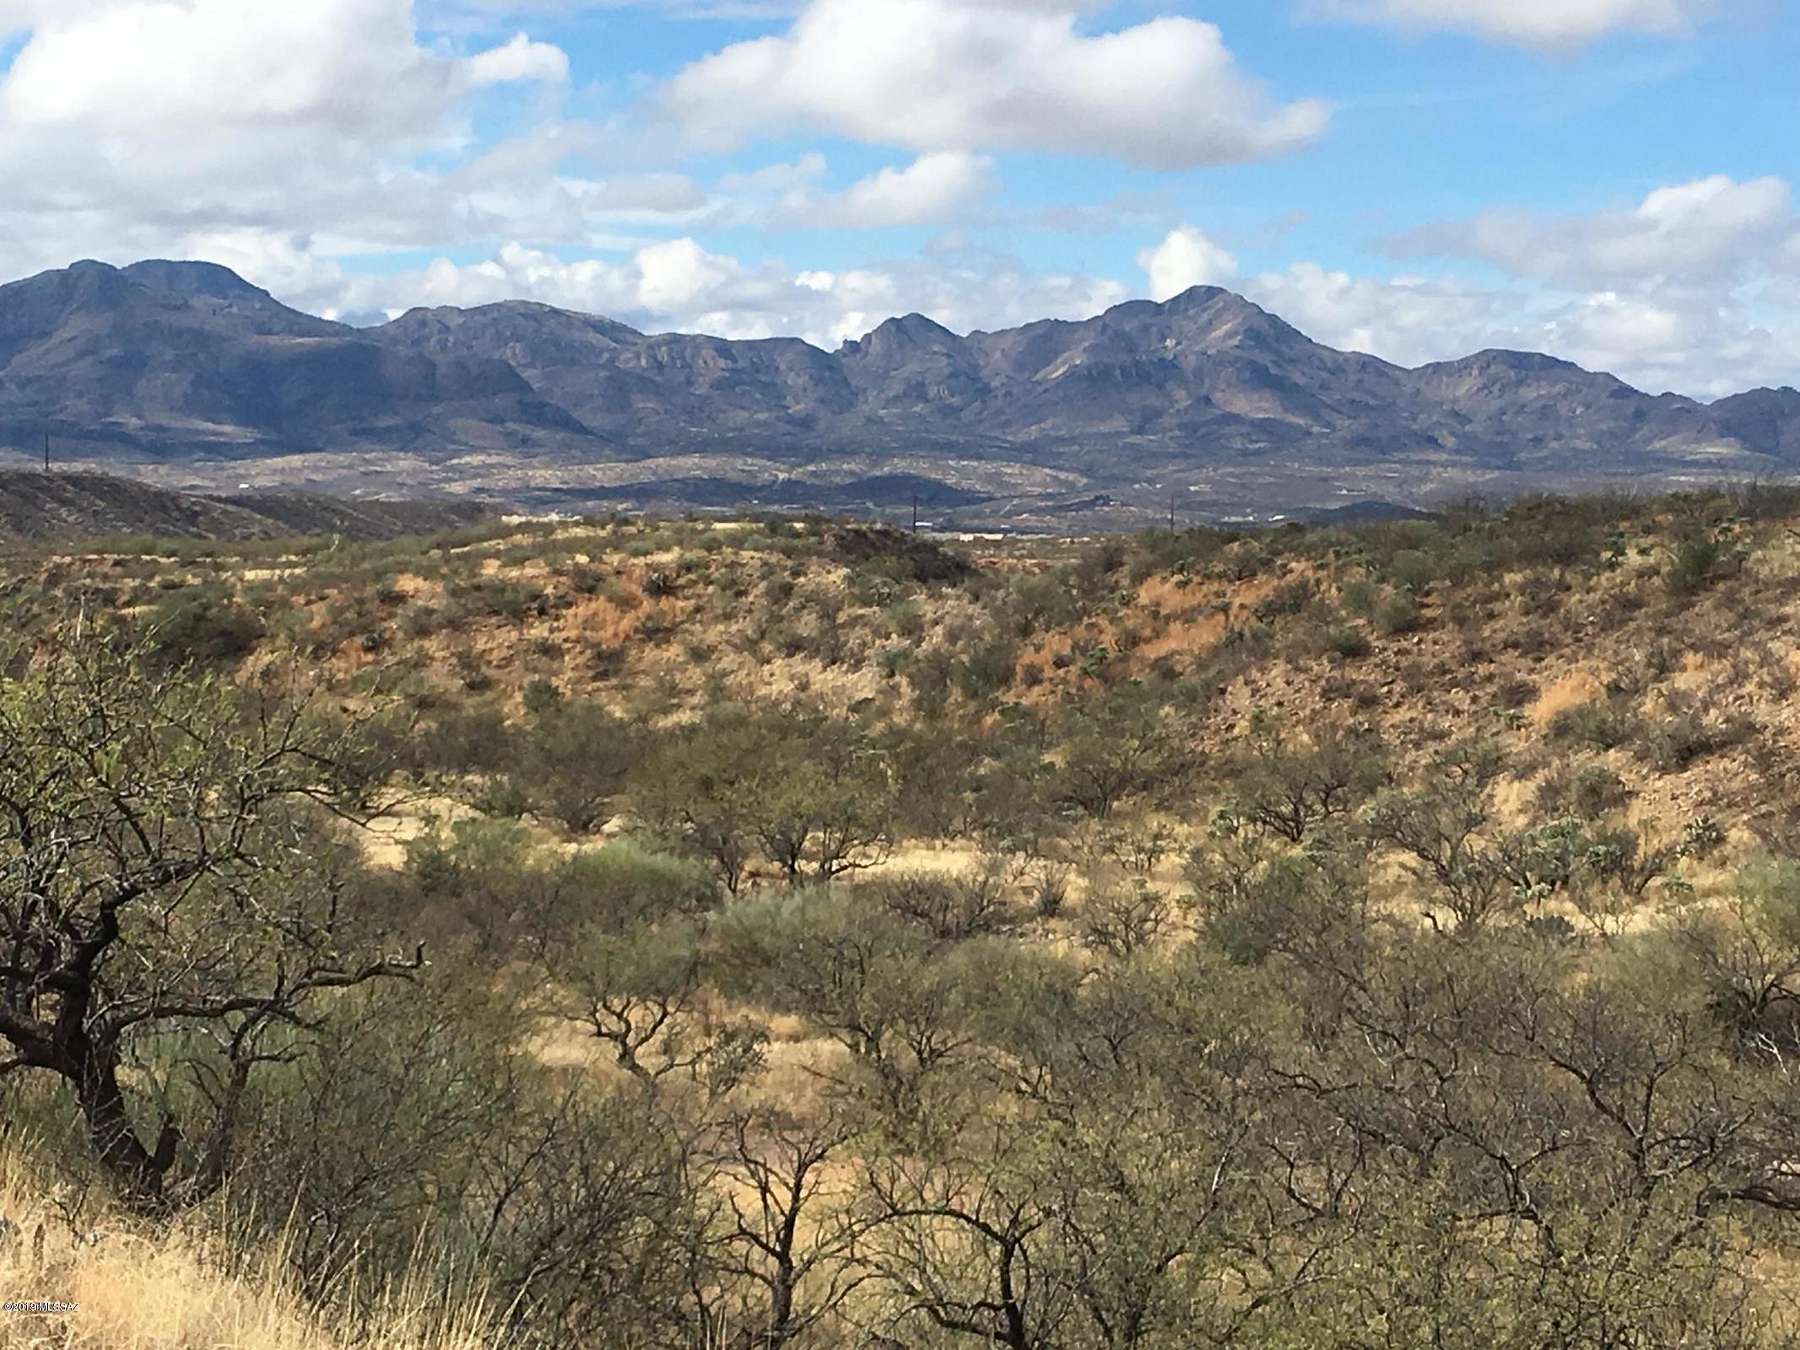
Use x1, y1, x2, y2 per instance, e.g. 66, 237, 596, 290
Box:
0, 0, 1794, 396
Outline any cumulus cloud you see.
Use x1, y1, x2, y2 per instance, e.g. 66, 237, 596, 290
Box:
465, 32, 571, 86
1313, 0, 1719, 47
662, 0, 1330, 168
1243, 263, 1519, 363
0, 0, 578, 242
1, 0, 562, 145
1138, 227, 1239, 301
428, 0, 805, 19
820, 152, 996, 228
711, 151, 995, 230
1369, 173, 1800, 393
0, 0, 723, 293
1550, 291, 1684, 362
1390, 175, 1796, 288
0, 0, 113, 35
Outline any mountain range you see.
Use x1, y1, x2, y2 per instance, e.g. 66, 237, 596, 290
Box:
2, 258, 1796, 525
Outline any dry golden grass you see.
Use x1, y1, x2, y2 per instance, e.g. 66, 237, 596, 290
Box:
358, 795, 484, 869
0, 1148, 493, 1350
1529, 670, 1609, 728
1133, 609, 1232, 666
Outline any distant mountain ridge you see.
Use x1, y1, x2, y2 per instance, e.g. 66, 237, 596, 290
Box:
0, 258, 1795, 522
0, 260, 587, 462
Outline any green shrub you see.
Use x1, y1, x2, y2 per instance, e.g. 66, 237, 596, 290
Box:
1327, 626, 1372, 660
1009, 567, 1085, 632
1340, 578, 1379, 619
1665, 531, 1745, 595
956, 635, 1020, 702
145, 587, 265, 668
517, 699, 642, 832
445, 576, 551, 625
419, 701, 514, 774
1637, 705, 1754, 772
1386, 548, 1438, 593
557, 838, 721, 927
521, 677, 564, 717
471, 775, 531, 818
1550, 700, 1642, 752
1373, 592, 1424, 637
878, 644, 913, 680
1536, 763, 1633, 821
1254, 576, 1316, 622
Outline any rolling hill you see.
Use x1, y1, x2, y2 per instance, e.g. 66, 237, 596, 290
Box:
0, 469, 488, 542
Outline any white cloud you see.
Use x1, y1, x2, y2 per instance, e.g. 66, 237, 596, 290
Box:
712, 151, 994, 230
1138, 226, 1239, 301
1550, 291, 1684, 362
1534, 290, 1800, 397
1370, 174, 1800, 392
0, 0, 720, 293
662, 0, 1330, 168
821, 152, 995, 228
465, 31, 571, 86
1314, 0, 1718, 47
1391, 175, 1795, 287
164, 229, 362, 315
427, 0, 805, 19
0, 0, 112, 35
1, 0, 562, 144
1245, 262, 1518, 364
0, 0, 577, 244
635, 237, 740, 311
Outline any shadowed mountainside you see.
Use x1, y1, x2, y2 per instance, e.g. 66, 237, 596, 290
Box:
0, 469, 490, 541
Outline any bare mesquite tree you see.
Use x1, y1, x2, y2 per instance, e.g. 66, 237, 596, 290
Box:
0, 629, 420, 1206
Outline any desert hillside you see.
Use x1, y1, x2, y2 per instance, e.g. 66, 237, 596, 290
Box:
0, 470, 489, 543
9, 488, 1800, 1347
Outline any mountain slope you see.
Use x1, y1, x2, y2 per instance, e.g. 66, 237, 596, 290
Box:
1, 259, 1796, 521
384, 301, 859, 447
1710, 387, 1800, 461
0, 261, 600, 460
1403, 351, 1722, 468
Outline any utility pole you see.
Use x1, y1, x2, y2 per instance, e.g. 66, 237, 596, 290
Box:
43, 431, 50, 474
1169, 489, 1177, 532
911, 493, 919, 534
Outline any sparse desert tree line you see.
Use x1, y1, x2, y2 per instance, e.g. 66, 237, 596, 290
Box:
6, 615, 1800, 1348
8, 490, 1800, 1347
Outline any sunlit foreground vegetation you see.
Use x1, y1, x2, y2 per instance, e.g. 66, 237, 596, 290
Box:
9, 490, 1800, 1347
